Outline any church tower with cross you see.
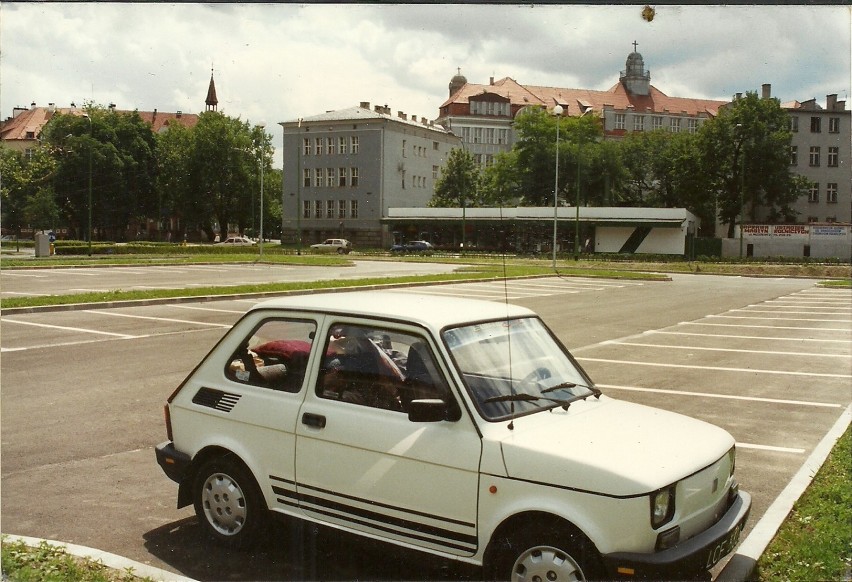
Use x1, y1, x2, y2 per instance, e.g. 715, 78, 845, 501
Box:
619, 41, 651, 96
205, 69, 219, 112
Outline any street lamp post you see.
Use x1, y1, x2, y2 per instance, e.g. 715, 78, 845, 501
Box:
552, 105, 563, 269
574, 139, 581, 261
83, 113, 93, 256
735, 123, 745, 258
257, 121, 266, 259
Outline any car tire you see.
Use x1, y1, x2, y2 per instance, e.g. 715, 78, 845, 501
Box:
485, 522, 604, 582
193, 456, 267, 548
337, 247, 345, 254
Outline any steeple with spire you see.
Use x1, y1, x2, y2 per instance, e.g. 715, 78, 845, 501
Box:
619, 41, 651, 96
206, 69, 219, 112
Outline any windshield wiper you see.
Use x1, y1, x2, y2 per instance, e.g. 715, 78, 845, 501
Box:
484, 392, 574, 409
541, 382, 576, 394
541, 382, 603, 400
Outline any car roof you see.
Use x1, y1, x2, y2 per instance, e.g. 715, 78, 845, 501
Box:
249, 291, 534, 330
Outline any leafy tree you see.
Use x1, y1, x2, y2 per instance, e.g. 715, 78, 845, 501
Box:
430, 147, 480, 208
1, 147, 57, 235
41, 104, 157, 240
23, 186, 60, 230
697, 92, 801, 237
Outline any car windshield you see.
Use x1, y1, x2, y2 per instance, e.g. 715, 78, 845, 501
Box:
443, 317, 594, 421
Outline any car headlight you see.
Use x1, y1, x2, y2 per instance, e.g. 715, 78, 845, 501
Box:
651, 485, 676, 529
728, 445, 736, 476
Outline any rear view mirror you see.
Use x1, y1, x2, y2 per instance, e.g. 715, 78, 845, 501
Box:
408, 399, 447, 422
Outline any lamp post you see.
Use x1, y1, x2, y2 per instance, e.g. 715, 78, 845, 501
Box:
83, 113, 93, 256
574, 138, 581, 261
552, 104, 563, 269
296, 118, 303, 255
257, 121, 266, 259
735, 123, 745, 258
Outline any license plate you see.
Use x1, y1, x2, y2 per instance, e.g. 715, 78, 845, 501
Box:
704, 519, 745, 570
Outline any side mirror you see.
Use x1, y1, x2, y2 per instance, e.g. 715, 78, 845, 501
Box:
408, 399, 447, 423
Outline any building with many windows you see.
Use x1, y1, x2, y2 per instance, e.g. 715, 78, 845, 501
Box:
279, 103, 458, 249
782, 92, 850, 225
436, 45, 727, 168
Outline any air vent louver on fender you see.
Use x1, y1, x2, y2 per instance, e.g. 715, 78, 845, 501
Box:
192, 387, 241, 412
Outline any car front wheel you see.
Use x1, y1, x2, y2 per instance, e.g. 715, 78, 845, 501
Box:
486, 523, 603, 582
193, 456, 267, 548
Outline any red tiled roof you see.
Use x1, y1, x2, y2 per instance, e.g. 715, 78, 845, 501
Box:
441, 76, 727, 118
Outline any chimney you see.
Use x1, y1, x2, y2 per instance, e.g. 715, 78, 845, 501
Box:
176, 110, 182, 118
152, 108, 158, 124
360, 101, 370, 110
761, 84, 771, 99
31, 102, 36, 109
374, 105, 383, 113
826, 94, 837, 111
490, 76, 494, 85
421, 117, 428, 125
398, 111, 407, 120
108, 102, 116, 110
48, 103, 56, 113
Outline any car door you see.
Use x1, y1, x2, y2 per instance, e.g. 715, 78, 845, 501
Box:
292, 319, 482, 557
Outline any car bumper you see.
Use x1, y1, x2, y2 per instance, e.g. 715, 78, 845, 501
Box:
155, 440, 191, 484
602, 490, 751, 579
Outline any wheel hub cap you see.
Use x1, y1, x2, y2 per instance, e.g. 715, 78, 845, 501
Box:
202, 472, 247, 536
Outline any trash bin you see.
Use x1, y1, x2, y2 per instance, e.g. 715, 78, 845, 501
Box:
34, 233, 50, 257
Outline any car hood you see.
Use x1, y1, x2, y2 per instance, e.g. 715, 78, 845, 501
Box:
497, 397, 734, 497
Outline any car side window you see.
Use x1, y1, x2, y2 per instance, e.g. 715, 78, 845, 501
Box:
226, 318, 316, 393
316, 324, 452, 414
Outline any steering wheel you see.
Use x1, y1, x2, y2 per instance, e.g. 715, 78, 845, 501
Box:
520, 367, 551, 387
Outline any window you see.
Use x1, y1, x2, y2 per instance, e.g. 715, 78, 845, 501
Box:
809, 147, 821, 167
327, 138, 335, 155
401, 170, 406, 189
687, 119, 699, 134
350, 136, 359, 154
326, 168, 335, 187
498, 129, 509, 144
827, 147, 839, 167
652, 116, 664, 130
827, 183, 838, 203
402, 139, 407, 157
789, 116, 798, 132
338, 167, 347, 187
432, 165, 439, 180
303, 200, 311, 219
807, 216, 819, 223
633, 116, 645, 132
808, 183, 819, 203
314, 201, 322, 218
314, 137, 323, 155
350, 199, 358, 218
316, 324, 451, 413
303, 138, 311, 156
433, 141, 439, 150
473, 128, 483, 143
315, 168, 324, 185
810, 116, 821, 133
486, 128, 495, 144
339, 136, 347, 153
326, 200, 334, 218
351, 167, 359, 187
614, 114, 626, 130
338, 200, 346, 219
790, 146, 798, 166
828, 117, 840, 133
670, 118, 681, 133
826, 216, 837, 223
303, 168, 311, 188
226, 318, 317, 393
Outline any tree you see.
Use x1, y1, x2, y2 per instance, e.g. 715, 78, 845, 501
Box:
430, 147, 480, 208
1, 147, 58, 235
697, 92, 802, 237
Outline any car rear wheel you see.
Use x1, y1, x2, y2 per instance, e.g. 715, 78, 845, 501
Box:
194, 456, 266, 548
486, 522, 603, 582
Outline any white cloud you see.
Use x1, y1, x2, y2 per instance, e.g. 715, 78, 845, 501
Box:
2, 3, 849, 167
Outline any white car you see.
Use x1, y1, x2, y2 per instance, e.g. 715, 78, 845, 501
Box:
156, 291, 750, 581
217, 236, 255, 246
310, 238, 352, 254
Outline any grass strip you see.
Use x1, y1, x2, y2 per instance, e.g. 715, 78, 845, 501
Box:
1, 538, 153, 582
0, 265, 667, 310
755, 426, 852, 581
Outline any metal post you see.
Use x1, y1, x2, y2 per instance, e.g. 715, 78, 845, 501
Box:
84, 114, 93, 257
257, 122, 266, 259
552, 105, 562, 269
296, 118, 303, 255
574, 142, 581, 261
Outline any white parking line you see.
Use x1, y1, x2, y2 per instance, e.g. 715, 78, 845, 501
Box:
1, 291, 53, 296
598, 384, 843, 408
709, 314, 841, 322
736, 443, 806, 454
171, 304, 246, 314
1, 318, 138, 338
82, 310, 232, 328
733, 308, 851, 315
0, 272, 49, 278
682, 322, 851, 332
650, 330, 851, 344
603, 341, 850, 358
577, 357, 852, 378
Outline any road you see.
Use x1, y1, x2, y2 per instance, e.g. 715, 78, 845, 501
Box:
1, 271, 849, 580
0, 260, 461, 298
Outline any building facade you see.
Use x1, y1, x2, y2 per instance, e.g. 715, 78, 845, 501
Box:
782, 93, 850, 224
279, 103, 459, 249
435, 46, 727, 168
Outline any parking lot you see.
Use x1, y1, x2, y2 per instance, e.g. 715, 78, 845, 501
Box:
1, 273, 849, 580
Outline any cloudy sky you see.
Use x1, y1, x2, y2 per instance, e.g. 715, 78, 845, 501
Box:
2, 3, 849, 166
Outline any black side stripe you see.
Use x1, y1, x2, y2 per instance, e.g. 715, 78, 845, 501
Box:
270, 475, 474, 528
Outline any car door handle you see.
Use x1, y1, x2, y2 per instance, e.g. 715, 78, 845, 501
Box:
302, 412, 326, 429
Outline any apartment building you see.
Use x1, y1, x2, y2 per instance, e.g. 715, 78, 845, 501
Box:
279, 103, 458, 248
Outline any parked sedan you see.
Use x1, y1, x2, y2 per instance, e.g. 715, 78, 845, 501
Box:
310, 238, 352, 254
156, 291, 750, 581
217, 236, 255, 246
390, 240, 433, 254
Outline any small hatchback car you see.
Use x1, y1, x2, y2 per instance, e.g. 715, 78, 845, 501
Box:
156, 291, 750, 581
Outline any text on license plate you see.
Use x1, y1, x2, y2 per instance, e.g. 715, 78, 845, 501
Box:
705, 520, 745, 569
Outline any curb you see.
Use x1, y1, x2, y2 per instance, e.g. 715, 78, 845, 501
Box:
1, 534, 198, 582
715, 403, 851, 581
